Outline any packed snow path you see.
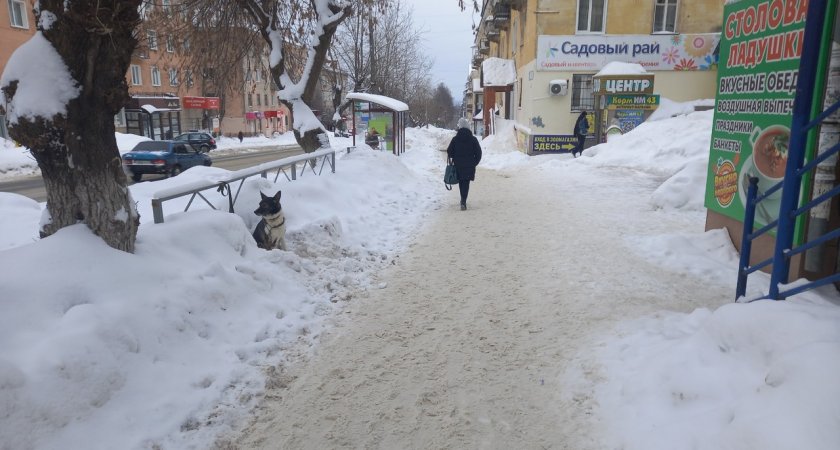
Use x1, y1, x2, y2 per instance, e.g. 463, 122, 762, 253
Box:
232, 161, 730, 449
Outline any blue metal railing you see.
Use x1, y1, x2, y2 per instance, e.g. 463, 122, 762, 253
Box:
736, 0, 840, 301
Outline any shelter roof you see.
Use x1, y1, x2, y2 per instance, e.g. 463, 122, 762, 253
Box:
346, 92, 409, 112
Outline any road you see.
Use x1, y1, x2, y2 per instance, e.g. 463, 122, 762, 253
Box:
0, 145, 302, 202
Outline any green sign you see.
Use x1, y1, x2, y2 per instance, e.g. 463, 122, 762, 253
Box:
704, 0, 809, 232
606, 94, 660, 110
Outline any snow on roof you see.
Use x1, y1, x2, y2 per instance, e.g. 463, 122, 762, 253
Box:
473, 110, 482, 120
346, 92, 409, 112
481, 57, 516, 86
140, 104, 179, 113
595, 61, 650, 77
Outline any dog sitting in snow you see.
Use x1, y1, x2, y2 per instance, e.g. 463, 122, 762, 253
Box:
252, 190, 287, 251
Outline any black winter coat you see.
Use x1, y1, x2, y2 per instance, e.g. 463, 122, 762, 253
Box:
574, 114, 589, 138
447, 128, 482, 181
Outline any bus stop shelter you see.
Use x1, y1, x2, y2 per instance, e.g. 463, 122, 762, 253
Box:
346, 92, 409, 155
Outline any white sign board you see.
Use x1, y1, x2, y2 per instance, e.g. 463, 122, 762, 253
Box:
536, 34, 720, 72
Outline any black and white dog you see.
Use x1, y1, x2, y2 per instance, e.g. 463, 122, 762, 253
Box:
252, 190, 287, 251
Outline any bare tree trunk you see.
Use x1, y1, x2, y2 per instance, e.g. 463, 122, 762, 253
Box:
3, 0, 141, 252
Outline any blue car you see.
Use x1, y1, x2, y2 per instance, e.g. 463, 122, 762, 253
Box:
122, 140, 212, 182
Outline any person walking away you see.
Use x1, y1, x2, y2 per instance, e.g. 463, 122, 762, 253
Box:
238, 131, 244, 143
573, 111, 589, 157
447, 118, 482, 210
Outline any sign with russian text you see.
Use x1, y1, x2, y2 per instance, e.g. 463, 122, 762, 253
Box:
594, 75, 655, 94
531, 135, 576, 153
537, 34, 720, 71
704, 0, 808, 232
605, 94, 660, 110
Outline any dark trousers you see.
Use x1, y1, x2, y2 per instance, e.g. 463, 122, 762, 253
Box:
574, 135, 585, 154
458, 179, 470, 204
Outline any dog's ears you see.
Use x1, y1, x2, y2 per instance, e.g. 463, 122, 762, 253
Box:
260, 191, 281, 200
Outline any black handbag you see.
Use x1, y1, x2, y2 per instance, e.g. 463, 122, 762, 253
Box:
444, 163, 458, 190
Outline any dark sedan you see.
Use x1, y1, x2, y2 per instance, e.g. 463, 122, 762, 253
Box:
174, 131, 217, 152
122, 141, 212, 182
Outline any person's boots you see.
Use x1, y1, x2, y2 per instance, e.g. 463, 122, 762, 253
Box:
460, 200, 467, 211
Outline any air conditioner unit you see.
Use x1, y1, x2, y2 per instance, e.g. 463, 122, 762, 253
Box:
549, 79, 568, 96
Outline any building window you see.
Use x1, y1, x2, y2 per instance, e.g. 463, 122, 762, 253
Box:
139, 0, 153, 19
183, 37, 190, 53
130, 65, 142, 85
653, 0, 678, 33
256, 94, 261, 106
169, 68, 178, 86
166, 35, 175, 52
162, 0, 171, 16
571, 74, 595, 111
185, 70, 193, 87
577, 0, 606, 33
147, 30, 158, 51
151, 66, 161, 86
264, 94, 268, 106
8, 0, 28, 28
247, 94, 252, 107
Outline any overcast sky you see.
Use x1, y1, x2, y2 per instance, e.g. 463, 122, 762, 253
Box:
403, 0, 477, 105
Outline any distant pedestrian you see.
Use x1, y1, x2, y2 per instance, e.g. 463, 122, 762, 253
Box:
238, 131, 244, 143
447, 117, 482, 210
573, 111, 589, 157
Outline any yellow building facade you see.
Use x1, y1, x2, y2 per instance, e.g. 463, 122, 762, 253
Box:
470, 0, 724, 154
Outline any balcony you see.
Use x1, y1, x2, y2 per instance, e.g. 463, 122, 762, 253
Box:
479, 39, 490, 55
493, 4, 511, 29
486, 23, 500, 42
498, 0, 525, 9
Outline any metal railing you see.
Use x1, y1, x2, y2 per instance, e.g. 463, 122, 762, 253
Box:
150, 147, 336, 223
736, 0, 840, 301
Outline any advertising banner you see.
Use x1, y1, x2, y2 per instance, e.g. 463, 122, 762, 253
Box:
537, 34, 720, 72
605, 94, 660, 110
531, 135, 577, 153
704, 0, 809, 232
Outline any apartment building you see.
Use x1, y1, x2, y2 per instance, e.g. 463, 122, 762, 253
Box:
469, 0, 724, 153
0, 0, 36, 138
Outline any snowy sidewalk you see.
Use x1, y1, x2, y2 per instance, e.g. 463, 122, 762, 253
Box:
230, 161, 732, 449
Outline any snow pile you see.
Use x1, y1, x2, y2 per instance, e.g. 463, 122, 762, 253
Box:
595, 61, 649, 76
0, 137, 443, 449
0, 138, 38, 177
572, 109, 715, 211
478, 118, 532, 169
481, 57, 516, 86
649, 97, 716, 121
592, 296, 840, 450
406, 125, 455, 153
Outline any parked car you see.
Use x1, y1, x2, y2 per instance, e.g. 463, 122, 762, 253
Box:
122, 140, 212, 182
173, 131, 217, 152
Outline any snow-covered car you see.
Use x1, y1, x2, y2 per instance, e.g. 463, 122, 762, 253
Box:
122, 140, 212, 182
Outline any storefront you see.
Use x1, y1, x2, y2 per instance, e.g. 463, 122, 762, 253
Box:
182, 96, 220, 134
592, 63, 659, 144
513, 33, 720, 154
124, 96, 182, 140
